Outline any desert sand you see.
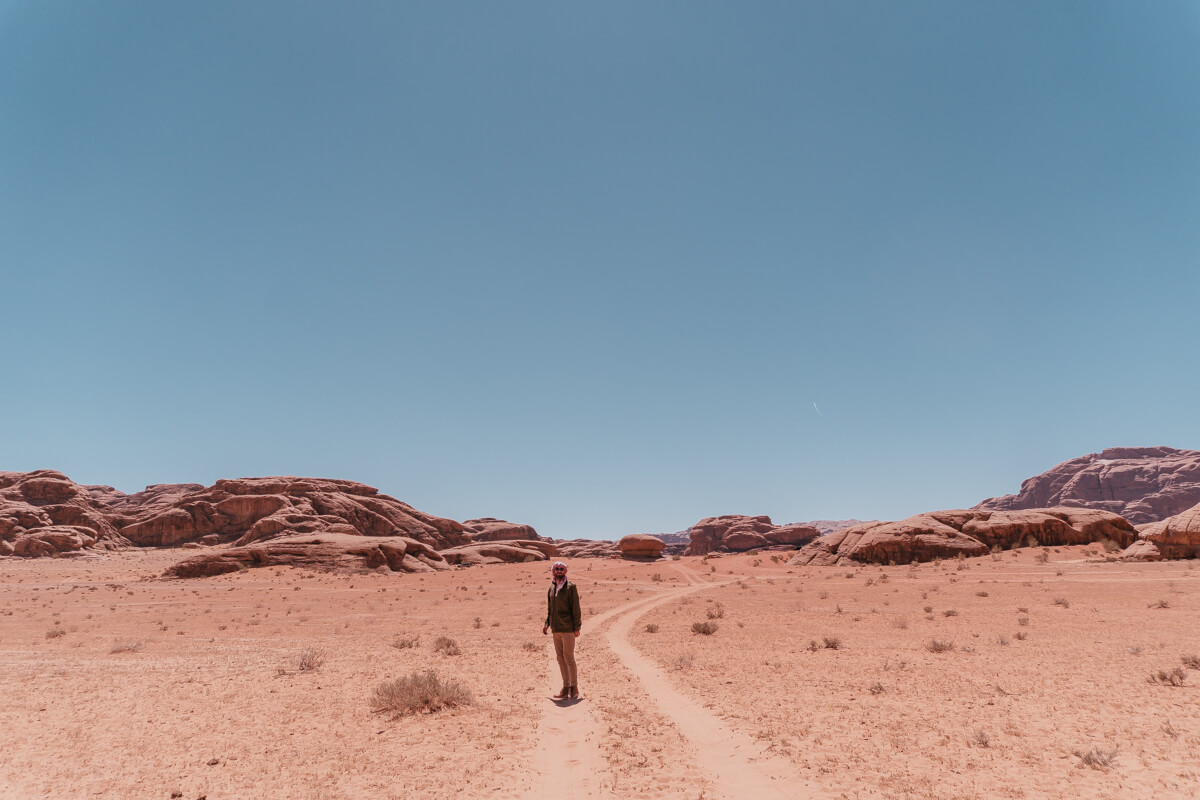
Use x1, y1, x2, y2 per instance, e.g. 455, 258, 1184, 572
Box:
2, 547, 1198, 799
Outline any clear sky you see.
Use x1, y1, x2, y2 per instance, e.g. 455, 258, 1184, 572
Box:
2, 2, 1198, 540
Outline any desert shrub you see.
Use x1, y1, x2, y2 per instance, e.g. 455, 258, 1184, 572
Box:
706, 603, 725, 620
1035, 551, 1049, 563
433, 636, 461, 656
1053, 597, 1070, 608
943, 609, 958, 617
927, 639, 955, 653
822, 636, 842, 650
975, 591, 989, 597
296, 647, 325, 672
651, 572, 663, 582
891, 616, 909, 630
644, 623, 660, 633
923, 605, 933, 613
1014, 631, 1028, 641
1148, 667, 1187, 687
392, 634, 419, 649
807, 640, 820, 652
1099, 538, 1121, 553
818, 591, 830, 600
671, 653, 694, 670
1018, 617, 1029, 626
869, 682, 885, 695
996, 635, 1010, 646
1149, 599, 1170, 609
692, 621, 719, 635
45, 628, 66, 639
522, 641, 540, 652
1181, 654, 1200, 670
110, 640, 144, 654
473, 616, 482, 628
971, 729, 991, 748
1073, 746, 1118, 770
1162, 720, 1180, 739
371, 670, 472, 717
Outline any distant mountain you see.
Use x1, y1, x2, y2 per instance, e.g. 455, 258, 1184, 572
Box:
975, 447, 1200, 525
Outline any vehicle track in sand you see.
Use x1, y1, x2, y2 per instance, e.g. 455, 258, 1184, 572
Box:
527, 566, 828, 799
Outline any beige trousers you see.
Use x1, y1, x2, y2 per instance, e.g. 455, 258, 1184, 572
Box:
552, 632, 578, 687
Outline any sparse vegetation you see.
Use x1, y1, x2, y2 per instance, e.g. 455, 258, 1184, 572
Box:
671, 652, 694, 670
522, 641, 540, 652
942, 609, 958, 617
433, 636, 462, 656
996, 634, 1010, 646
651, 572, 663, 582
975, 591, 989, 597
392, 634, 419, 649
1053, 597, 1070, 608
692, 621, 719, 635
822, 636, 842, 650
706, 603, 724, 620
971, 729, 991, 748
644, 623, 660, 633
1181, 654, 1200, 670
927, 639, 955, 653
1073, 746, 1118, 770
1014, 631, 1028, 641
110, 640, 144, 654
869, 682, 885, 695
807, 639, 820, 652
1149, 599, 1170, 609
45, 627, 66, 639
923, 605, 933, 613
371, 670, 472, 717
296, 647, 325, 672
473, 616, 483, 628
1148, 667, 1187, 686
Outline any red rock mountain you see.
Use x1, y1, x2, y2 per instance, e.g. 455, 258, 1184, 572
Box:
1122, 501, 1200, 561
684, 515, 821, 556
975, 447, 1200, 525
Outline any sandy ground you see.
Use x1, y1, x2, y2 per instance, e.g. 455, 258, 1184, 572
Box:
2, 546, 1198, 799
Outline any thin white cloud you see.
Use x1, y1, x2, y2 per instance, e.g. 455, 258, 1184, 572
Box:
813, 401, 823, 417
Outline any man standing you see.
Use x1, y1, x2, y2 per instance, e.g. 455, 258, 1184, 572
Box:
542, 560, 582, 699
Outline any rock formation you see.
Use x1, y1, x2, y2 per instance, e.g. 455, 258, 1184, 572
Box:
162, 533, 451, 578
461, 518, 540, 542
552, 539, 620, 559
618, 534, 666, 559
1121, 502, 1200, 561
439, 540, 555, 565
684, 516, 821, 556
976, 447, 1200, 525
791, 508, 1137, 566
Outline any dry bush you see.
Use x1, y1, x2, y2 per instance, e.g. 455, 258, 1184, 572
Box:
942, 609, 958, 617
706, 603, 725, 620
1162, 720, 1180, 739
996, 634, 1010, 646
1100, 538, 1121, 553
926, 639, 955, 653
110, 640, 144, 654
971, 729, 991, 748
818, 591, 830, 599
1035, 551, 1049, 564
869, 682, 885, 695
433, 636, 461, 655
671, 652, 694, 670
296, 647, 325, 672
923, 605, 933, 613
522, 641, 541, 652
651, 573, 663, 582
644, 623, 660, 633
1073, 746, 1118, 770
473, 616, 482, 628
1014, 631, 1028, 641
1148, 667, 1187, 687
1053, 597, 1070, 608
392, 634, 419, 649
1181, 654, 1200, 670
822, 636, 842, 650
976, 591, 989, 597
891, 616, 909, 630
371, 670, 472, 717
807, 640, 820, 652
1018, 617, 1029, 626
692, 621, 719, 635
45, 628, 66, 639
1149, 599, 1170, 609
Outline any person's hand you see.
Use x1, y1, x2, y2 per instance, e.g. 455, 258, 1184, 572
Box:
542, 625, 548, 635
573, 630, 580, 638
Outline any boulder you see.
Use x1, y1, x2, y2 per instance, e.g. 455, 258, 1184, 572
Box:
791, 508, 1137, 566
1120, 502, 1200, 560
976, 447, 1200, 524
619, 534, 666, 559
162, 533, 450, 578
553, 539, 620, 558
684, 515, 820, 555
12, 526, 97, 557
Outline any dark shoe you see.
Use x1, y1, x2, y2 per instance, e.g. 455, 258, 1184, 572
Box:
569, 685, 579, 699
552, 687, 569, 700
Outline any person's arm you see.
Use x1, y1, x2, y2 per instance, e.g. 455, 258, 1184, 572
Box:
543, 587, 551, 634
570, 584, 582, 636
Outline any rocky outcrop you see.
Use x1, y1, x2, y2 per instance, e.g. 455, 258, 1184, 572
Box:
684, 516, 821, 556
619, 534, 666, 559
791, 508, 1137, 566
461, 518, 540, 542
552, 539, 620, 558
1, 470, 125, 556
976, 447, 1200, 525
162, 533, 451, 578
440, 540, 555, 566
1121, 502, 1200, 561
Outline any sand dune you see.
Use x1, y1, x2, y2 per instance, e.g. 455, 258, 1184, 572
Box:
1, 547, 1198, 799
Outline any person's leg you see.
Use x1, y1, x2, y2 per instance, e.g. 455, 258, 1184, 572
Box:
552, 633, 570, 695
560, 632, 577, 690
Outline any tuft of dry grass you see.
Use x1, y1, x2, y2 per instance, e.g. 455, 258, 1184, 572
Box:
45, 628, 66, 639
822, 636, 842, 650
644, 623, 660, 633
110, 640, 144, 654
296, 647, 325, 672
926, 639, 955, 653
1181, 654, 1200, 670
1053, 597, 1070, 608
1147, 667, 1187, 687
1148, 599, 1170, 609
371, 670, 472, 718
971, 729, 991, 748
392, 634, 419, 649
692, 621, 719, 635
1073, 746, 1118, 770
433, 636, 461, 656
706, 603, 725, 620
671, 652, 694, 670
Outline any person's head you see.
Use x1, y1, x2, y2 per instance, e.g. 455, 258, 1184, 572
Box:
551, 561, 567, 579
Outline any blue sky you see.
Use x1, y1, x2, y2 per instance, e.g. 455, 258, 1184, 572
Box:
2, 2, 1198, 539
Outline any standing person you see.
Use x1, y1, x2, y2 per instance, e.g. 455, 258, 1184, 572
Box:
542, 560, 582, 699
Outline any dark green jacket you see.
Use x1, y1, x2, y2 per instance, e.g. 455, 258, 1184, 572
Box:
545, 580, 581, 633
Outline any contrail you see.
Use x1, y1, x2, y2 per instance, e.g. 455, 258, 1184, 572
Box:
813, 402, 822, 417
